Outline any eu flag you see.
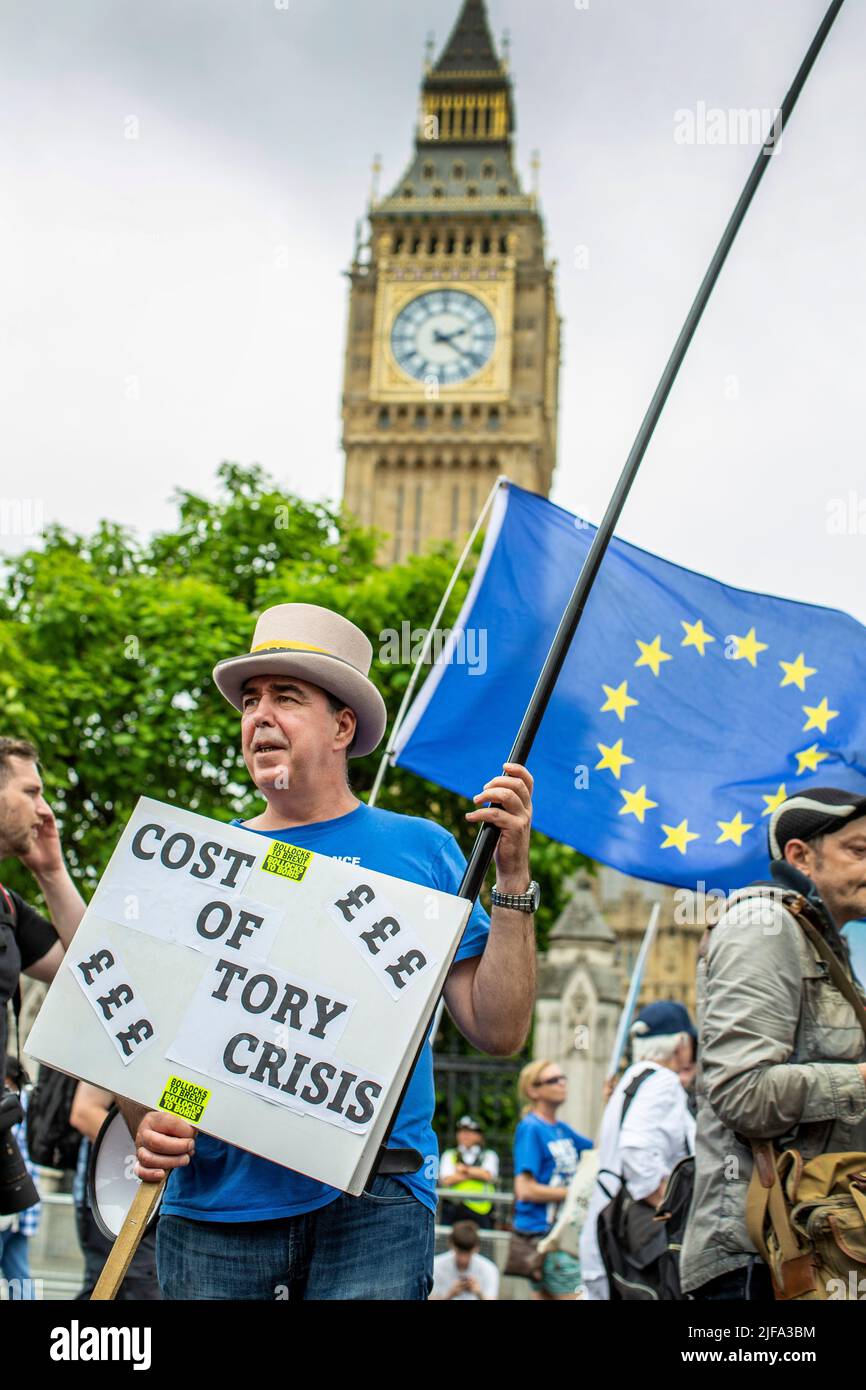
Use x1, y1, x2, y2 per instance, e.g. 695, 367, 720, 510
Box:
393, 483, 866, 892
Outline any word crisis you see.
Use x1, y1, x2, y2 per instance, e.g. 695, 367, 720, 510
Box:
221, 1034, 382, 1127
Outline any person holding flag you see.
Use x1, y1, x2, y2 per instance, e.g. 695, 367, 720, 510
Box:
116, 603, 538, 1301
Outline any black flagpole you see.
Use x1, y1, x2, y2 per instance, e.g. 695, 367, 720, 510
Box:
458, 0, 846, 904
375, 0, 846, 1177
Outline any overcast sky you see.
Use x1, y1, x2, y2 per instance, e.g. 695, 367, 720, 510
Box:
2, 0, 864, 621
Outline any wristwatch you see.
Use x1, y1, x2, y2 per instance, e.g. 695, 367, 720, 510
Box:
490, 880, 541, 913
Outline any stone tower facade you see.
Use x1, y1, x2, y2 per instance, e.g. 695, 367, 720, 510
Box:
341, 0, 561, 562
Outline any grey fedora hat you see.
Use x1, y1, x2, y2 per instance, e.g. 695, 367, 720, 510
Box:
212, 603, 387, 758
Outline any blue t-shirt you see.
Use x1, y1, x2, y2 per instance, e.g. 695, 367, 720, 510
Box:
161, 802, 490, 1222
512, 1113, 593, 1234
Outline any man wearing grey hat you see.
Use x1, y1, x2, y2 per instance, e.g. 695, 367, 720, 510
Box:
117, 604, 538, 1301
681, 787, 866, 1300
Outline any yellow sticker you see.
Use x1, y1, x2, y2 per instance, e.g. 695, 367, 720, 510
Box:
158, 1075, 212, 1124
260, 842, 313, 882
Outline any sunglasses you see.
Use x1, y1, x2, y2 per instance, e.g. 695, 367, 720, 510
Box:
538, 1074, 567, 1086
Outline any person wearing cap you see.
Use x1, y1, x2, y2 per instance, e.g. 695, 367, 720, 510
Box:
680, 787, 866, 1300
439, 1116, 500, 1229
579, 1000, 696, 1300
117, 604, 538, 1301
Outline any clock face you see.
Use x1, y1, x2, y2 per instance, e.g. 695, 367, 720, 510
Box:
390, 290, 497, 385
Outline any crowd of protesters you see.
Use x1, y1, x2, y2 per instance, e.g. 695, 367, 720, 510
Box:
4, 652, 866, 1301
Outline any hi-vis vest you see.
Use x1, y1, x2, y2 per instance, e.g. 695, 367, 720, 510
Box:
441, 1149, 495, 1216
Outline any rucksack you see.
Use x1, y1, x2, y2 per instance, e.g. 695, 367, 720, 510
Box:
653, 1153, 695, 1299
26, 1065, 83, 1171
596, 1067, 669, 1300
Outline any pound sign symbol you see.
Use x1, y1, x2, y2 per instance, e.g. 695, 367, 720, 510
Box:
384, 949, 428, 991
115, 1018, 154, 1057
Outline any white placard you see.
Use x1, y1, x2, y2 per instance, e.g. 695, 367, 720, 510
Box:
25, 796, 472, 1195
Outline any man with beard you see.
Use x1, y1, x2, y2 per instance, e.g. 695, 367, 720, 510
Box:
0, 738, 86, 1078
681, 787, 866, 1300
118, 604, 538, 1301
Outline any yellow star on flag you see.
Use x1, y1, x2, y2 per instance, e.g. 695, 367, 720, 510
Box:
716, 811, 754, 846
634, 635, 672, 677
730, 627, 768, 667
802, 697, 839, 735
795, 744, 829, 776
779, 652, 817, 691
619, 785, 658, 823
680, 618, 715, 655
600, 680, 639, 722
761, 783, 788, 816
595, 739, 635, 780
660, 819, 700, 854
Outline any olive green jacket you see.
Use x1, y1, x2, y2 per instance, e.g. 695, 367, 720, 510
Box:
680, 888, 866, 1294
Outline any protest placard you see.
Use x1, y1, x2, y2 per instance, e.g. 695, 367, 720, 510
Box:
26, 797, 472, 1194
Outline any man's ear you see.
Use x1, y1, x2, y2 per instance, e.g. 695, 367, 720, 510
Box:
334, 706, 357, 752
784, 838, 812, 873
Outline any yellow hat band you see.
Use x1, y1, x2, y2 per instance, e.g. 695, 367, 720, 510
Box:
250, 640, 330, 655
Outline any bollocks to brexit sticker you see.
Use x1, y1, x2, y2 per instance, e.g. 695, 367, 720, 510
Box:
158, 1074, 212, 1124
260, 842, 313, 883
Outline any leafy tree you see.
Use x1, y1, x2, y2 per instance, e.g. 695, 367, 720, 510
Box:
1, 464, 590, 1122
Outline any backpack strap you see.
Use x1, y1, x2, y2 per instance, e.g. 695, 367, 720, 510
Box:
782, 894, 866, 1041
595, 1069, 657, 1199
620, 1068, 656, 1126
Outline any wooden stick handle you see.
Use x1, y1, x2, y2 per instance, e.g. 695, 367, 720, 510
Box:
90, 1176, 165, 1301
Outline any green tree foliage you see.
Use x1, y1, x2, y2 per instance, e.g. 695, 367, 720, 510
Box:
1, 464, 589, 1065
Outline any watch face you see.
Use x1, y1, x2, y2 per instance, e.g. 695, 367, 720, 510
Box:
390, 289, 497, 385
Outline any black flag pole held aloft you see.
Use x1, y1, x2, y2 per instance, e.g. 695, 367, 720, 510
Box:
374, 0, 846, 1179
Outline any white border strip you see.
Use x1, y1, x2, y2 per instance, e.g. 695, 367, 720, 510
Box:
392, 480, 512, 759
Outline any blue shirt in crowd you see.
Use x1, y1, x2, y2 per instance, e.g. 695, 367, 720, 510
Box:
161, 802, 490, 1223
513, 1112, 592, 1234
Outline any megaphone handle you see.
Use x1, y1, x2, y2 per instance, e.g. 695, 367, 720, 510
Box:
90, 1175, 165, 1301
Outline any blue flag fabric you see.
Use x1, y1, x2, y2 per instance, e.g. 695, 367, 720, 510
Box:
393, 483, 866, 892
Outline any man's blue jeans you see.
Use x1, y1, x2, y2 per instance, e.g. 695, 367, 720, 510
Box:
156, 1175, 434, 1300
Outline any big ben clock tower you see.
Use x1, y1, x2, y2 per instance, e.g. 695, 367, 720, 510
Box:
341, 0, 561, 562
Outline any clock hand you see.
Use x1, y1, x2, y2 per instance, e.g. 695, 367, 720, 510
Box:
454, 344, 486, 369
433, 327, 471, 344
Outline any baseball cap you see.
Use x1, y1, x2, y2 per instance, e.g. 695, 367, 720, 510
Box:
768, 787, 866, 861
632, 1000, 696, 1040
456, 1115, 482, 1132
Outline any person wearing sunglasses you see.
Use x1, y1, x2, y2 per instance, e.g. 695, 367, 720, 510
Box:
508, 1059, 592, 1299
